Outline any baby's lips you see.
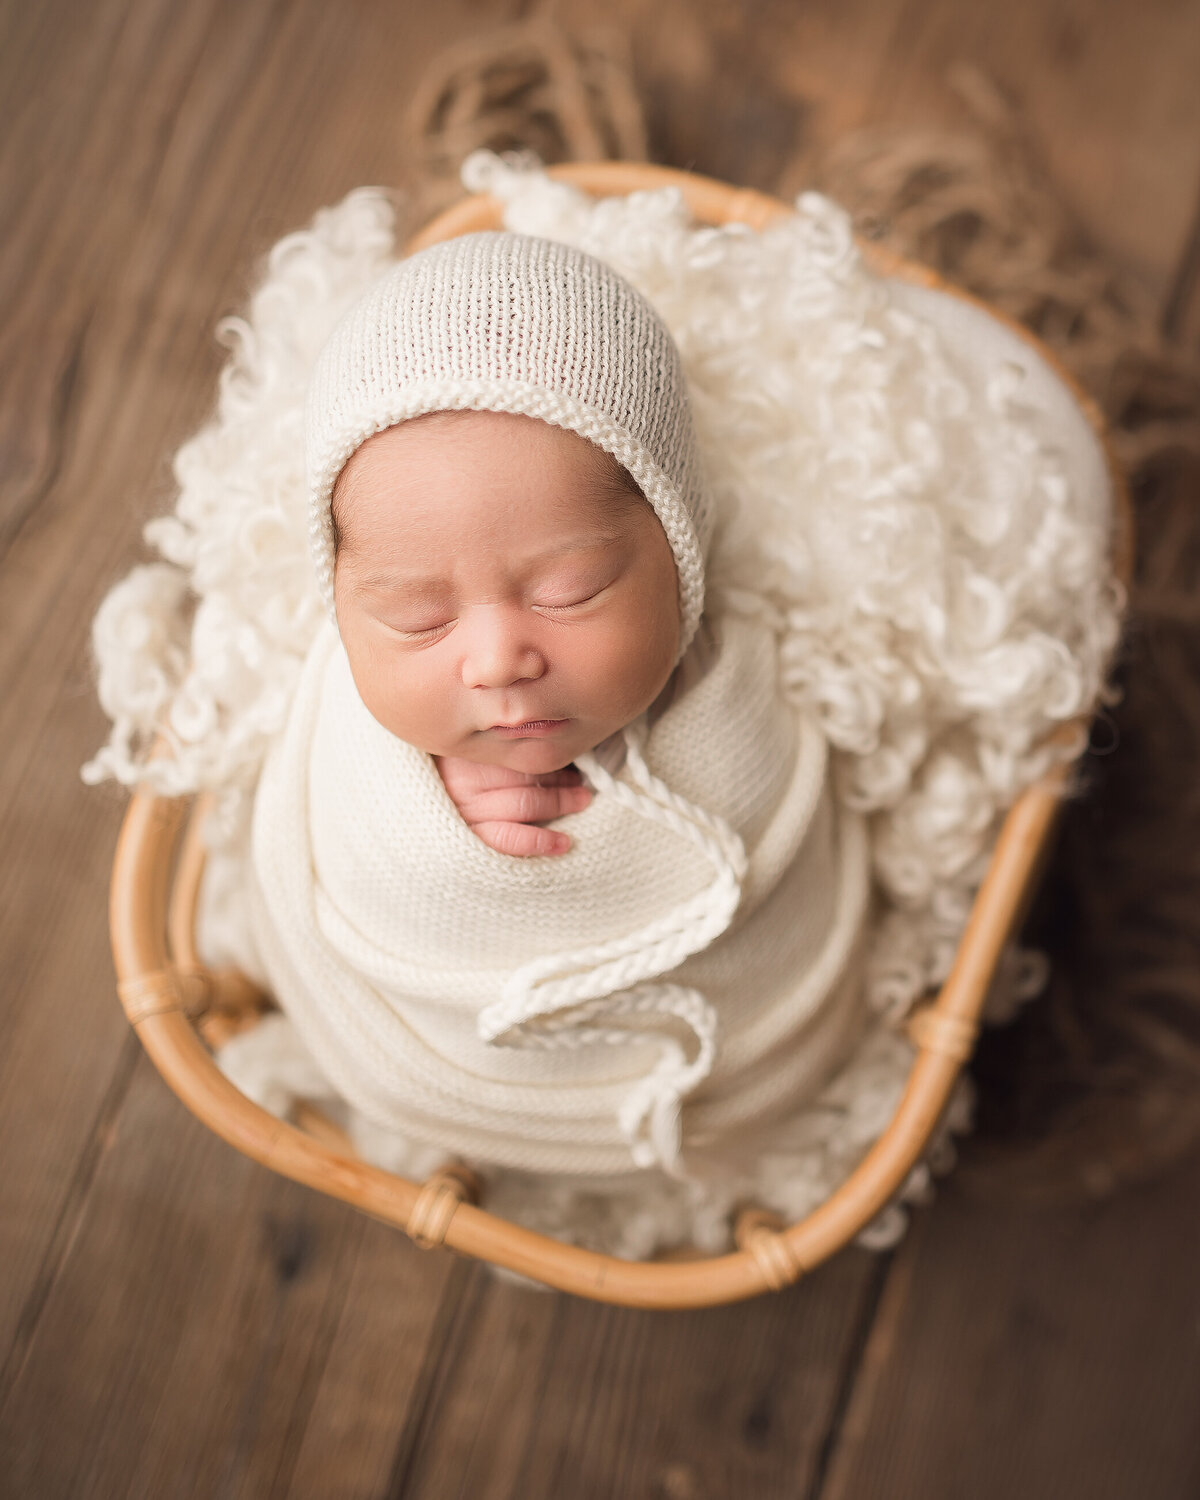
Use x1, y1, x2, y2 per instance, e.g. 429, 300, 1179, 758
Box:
486, 717, 572, 739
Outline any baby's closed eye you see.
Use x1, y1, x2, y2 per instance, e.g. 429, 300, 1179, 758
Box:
531, 570, 620, 613
386, 618, 455, 642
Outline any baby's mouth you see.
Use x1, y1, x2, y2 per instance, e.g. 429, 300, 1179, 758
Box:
487, 718, 569, 738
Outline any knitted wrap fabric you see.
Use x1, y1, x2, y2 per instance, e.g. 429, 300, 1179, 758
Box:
305, 231, 711, 654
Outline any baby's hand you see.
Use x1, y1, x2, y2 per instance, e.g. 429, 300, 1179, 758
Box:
433, 757, 592, 857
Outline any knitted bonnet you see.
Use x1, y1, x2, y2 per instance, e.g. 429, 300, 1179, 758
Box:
305, 231, 711, 652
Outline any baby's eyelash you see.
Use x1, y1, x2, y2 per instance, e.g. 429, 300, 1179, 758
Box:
534, 586, 609, 614
390, 620, 454, 641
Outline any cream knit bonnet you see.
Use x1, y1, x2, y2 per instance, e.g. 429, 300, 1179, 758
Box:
305, 231, 711, 652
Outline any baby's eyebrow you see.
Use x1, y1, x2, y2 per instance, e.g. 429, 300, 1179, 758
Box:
347, 569, 448, 598
530, 529, 629, 558
347, 532, 629, 597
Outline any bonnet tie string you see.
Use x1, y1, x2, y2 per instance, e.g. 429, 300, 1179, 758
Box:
476, 723, 747, 1171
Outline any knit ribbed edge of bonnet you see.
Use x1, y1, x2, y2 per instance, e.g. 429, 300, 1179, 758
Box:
305, 231, 711, 655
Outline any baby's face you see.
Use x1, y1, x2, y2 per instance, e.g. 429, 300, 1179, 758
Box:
331, 410, 681, 775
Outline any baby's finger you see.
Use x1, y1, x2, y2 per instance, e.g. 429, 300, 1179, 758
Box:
530, 767, 584, 788
462, 784, 592, 826
473, 820, 572, 857
485, 766, 583, 790
436, 758, 582, 795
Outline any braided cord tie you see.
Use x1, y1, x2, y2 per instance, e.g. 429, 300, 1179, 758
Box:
476, 725, 745, 1172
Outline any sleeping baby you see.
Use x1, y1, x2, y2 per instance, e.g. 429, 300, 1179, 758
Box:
246, 229, 872, 1184
81, 158, 1121, 1256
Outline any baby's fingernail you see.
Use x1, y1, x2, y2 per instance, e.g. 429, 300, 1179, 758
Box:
549, 832, 571, 854
570, 787, 593, 809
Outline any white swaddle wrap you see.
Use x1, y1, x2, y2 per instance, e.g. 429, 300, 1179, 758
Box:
248, 609, 870, 1177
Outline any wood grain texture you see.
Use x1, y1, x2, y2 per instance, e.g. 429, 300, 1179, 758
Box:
284, 1254, 483, 1500
0, 0, 512, 1486
0, 0, 501, 1387
1, 0, 1199, 1494
0, 1062, 398, 1500
817, 1154, 1200, 1500
372, 1250, 888, 1500
561, 0, 1200, 297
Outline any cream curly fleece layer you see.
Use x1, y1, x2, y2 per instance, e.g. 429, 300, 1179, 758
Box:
84, 153, 1120, 1255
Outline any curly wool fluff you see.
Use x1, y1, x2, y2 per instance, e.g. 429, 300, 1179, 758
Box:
84, 154, 1120, 1031
84, 189, 397, 812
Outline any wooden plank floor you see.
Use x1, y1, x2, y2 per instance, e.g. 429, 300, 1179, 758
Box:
2, 1, 1198, 1495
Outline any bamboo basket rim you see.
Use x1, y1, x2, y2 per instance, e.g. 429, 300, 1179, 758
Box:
108, 161, 1132, 1309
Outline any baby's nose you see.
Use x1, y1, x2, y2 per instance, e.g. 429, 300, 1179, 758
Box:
460, 612, 547, 689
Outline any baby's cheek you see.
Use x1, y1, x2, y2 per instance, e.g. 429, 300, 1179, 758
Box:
388, 668, 459, 749
578, 612, 675, 718
346, 641, 444, 749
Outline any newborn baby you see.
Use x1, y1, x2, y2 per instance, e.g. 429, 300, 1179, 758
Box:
249, 229, 869, 1180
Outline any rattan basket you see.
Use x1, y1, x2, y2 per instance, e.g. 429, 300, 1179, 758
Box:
108, 162, 1130, 1309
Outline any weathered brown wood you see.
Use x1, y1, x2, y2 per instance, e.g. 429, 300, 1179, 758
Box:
848, 0, 1200, 298
558, 0, 1200, 301
559, 0, 913, 195
1162, 180, 1200, 345
817, 1150, 1200, 1500
802, 3, 1200, 1480
0, 1058, 456, 1499
280, 1255, 484, 1500
0, 0, 512, 1481
359, 1250, 889, 1500
0, 0, 504, 1402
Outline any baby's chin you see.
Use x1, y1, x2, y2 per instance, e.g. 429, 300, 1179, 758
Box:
439, 721, 614, 775
460, 738, 588, 776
